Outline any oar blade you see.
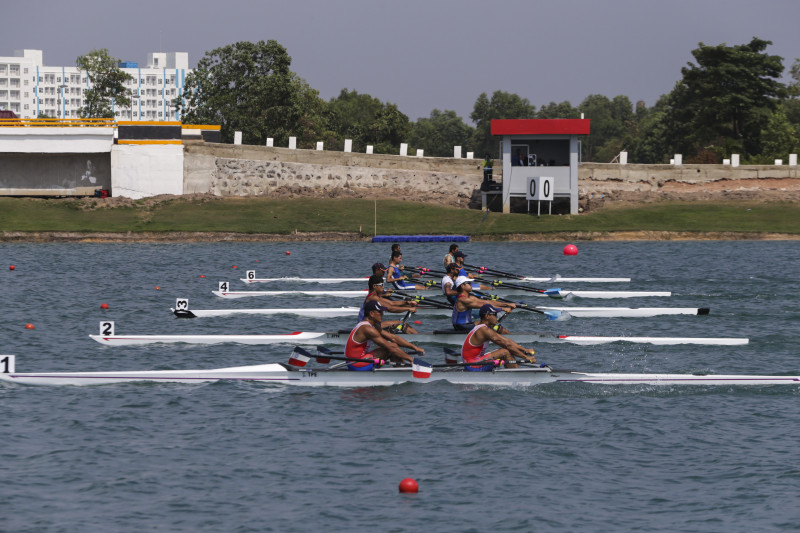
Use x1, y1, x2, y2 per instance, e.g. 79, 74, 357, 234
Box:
315, 346, 333, 364
289, 347, 313, 367
412, 357, 433, 379
543, 309, 567, 321
443, 347, 460, 364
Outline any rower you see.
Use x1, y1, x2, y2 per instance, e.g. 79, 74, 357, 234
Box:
452, 278, 516, 332
371, 262, 388, 281
443, 243, 459, 268
461, 304, 536, 370
386, 251, 427, 290
345, 300, 426, 369
441, 262, 460, 304
453, 251, 492, 291
359, 274, 419, 333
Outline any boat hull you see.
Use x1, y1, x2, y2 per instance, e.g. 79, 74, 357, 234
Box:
88, 332, 748, 346
213, 289, 671, 300
1, 364, 795, 387
173, 306, 709, 319
240, 276, 632, 284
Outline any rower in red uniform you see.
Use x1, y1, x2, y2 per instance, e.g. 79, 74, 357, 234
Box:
345, 300, 426, 369
461, 304, 536, 370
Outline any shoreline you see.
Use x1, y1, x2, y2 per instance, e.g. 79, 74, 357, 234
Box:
3, 230, 800, 243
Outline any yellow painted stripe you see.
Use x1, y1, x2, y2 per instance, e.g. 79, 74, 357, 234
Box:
117, 140, 183, 145
182, 124, 221, 130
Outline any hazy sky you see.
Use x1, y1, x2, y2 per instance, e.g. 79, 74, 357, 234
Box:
3, 0, 798, 122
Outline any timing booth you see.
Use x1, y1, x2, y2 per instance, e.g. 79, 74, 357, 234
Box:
490, 119, 590, 214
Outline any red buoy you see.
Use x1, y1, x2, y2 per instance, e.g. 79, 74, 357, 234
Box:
24, 323, 35, 330
155, 286, 161, 290
398, 478, 419, 493
413, 320, 422, 325
563, 244, 578, 256
286, 251, 291, 256
100, 303, 109, 309
232, 265, 238, 269
199, 275, 205, 278
9, 265, 15, 270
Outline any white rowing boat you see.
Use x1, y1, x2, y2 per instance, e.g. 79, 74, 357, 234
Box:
240, 276, 631, 284
172, 306, 711, 319
1, 355, 793, 387
171, 306, 446, 318
88, 331, 749, 346
213, 289, 672, 300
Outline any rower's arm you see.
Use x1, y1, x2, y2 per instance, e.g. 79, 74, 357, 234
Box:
481, 328, 535, 361
379, 330, 424, 358
380, 297, 417, 313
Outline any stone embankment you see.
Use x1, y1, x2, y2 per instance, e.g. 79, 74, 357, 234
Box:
184, 143, 800, 211
184, 143, 484, 207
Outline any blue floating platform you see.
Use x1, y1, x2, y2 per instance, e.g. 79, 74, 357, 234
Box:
372, 235, 470, 243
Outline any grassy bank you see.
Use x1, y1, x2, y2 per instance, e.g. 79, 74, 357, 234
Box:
1, 196, 799, 238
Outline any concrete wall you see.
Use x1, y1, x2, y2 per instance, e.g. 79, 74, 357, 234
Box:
183, 143, 485, 197
578, 163, 800, 195
0, 127, 114, 153
111, 144, 184, 199
0, 152, 111, 195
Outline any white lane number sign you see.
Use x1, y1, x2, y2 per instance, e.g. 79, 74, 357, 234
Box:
526, 177, 553, 201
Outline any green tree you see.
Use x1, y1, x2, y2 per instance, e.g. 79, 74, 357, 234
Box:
327, 89, 386, 151
409, 109, 474, 157
578, 94, 635, 162
177, 40, 327, 145
758, 109, 799, 162
470, 91, 536, 158
76, 49, 132, 118
668, 38, 786, 157
367, 103, 411, 154
536, 101, 579, 119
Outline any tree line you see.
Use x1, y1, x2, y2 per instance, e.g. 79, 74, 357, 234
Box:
79, 38, 800, 164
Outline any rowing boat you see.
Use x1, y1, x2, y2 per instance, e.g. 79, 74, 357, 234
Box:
171, 306, 445, 318
1, 355, 792, 387
172, 306, 711, 319
213, 289, 672, 300
239, 276, 632, 284
88, 331, 749, 346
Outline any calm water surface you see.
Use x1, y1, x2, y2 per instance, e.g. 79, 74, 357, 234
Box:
1, 241, 799, 532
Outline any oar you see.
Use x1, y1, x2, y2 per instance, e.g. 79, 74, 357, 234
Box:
391, 291, 453, 309
442, 348, 540, 369
289, 346, 386, 367
464, 263, 526, 280
316, 346, 423, 359
472, 291, 568, 321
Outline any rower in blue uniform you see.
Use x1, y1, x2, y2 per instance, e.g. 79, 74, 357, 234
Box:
451, 278, 516, 332
386, 251, 428, 290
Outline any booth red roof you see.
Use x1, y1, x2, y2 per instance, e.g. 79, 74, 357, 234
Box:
491, 119, 590, 136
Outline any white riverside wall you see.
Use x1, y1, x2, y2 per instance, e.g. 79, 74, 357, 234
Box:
111, 144, 184, 199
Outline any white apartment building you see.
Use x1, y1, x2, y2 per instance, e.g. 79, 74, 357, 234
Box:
0, 49, 191, 121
